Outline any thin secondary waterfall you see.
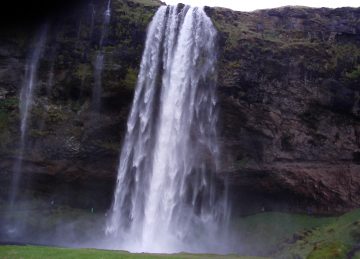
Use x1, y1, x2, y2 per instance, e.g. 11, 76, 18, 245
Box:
92, 0, 111, 111
89, 2, 96, 39
106, 5, 230, 253
8, 27, 48, 207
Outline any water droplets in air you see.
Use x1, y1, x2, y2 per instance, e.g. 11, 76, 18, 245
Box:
9, 26, 48, 207
106, 5, 231, 253
5, 25, 48, 239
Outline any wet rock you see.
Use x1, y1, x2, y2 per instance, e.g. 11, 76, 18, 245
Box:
0, 2, 359, 215
210, 6, 360, 214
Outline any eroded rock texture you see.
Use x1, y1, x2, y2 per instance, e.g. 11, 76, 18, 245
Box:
0, 1, 359, 215
0, 0, 162, 211
209, 6, 360, 214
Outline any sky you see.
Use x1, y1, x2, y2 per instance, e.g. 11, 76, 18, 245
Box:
164, 0, 359, 11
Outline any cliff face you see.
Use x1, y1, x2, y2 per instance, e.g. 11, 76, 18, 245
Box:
0, 0, 162, 210
0, 1, 359, 215
209, 6, 360, 214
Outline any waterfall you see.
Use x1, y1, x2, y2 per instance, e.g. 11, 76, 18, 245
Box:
89, 2, 96, 39
106, 5, 230, 253
8, 26, 48, 207
92, 0, 111, 111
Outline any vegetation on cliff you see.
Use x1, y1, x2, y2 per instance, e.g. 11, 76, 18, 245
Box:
0, 0, 161, 209
206, 5, 360, 214
0, 2, 359, 258
0, 0, 359, 215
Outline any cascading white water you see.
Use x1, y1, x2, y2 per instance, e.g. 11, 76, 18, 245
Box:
92, 0, 111, 111
8, 27, 48, 207
106, 5, 230, 253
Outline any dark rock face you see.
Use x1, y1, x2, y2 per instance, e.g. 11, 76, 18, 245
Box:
0, 0, 161, 211
0, 2, 359, 215
209, 6, 360, 214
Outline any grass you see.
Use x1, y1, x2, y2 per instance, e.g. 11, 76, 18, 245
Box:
231, 209, 360, 258
0, 245, 267, 259
274, 209, 360, 258
2, 199, 360, 258
234, 211, 334, 255
307, 242, 349, 259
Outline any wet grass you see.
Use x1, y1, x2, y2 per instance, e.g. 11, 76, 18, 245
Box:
275, 209, 360, 258
234, 211, 334, 255
0, 245, 267, 259
233, 209, 360, 258
2, 199, 360, 258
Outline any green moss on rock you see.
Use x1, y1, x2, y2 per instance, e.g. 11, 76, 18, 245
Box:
346, 65, 360, 80
123, 67, 138, 89
307, 242, 349, 259
75, 63, 93, 81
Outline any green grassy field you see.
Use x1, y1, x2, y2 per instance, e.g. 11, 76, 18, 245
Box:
274, 209, 360, 258
233, 209, 360, 258
0, 245, 267, 259
1, 199, 360, 259
234, 211, 334, 255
